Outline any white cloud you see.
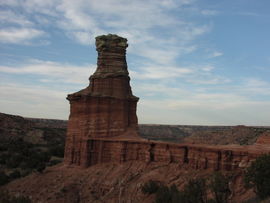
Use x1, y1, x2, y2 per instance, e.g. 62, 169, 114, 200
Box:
0, 0, 20, 6
0, 60, 96, 84
201, 65, 214, 72
186, 77, 231, 85
138, 95, 270, 125
131, 65, 193, 80
210, 51, 223, 58
241, 78, 270, 96
0, 83, 69, 119
0, 28, 45, 44
201, 10, 219, 16
1, 0, 211, 64
0, 10, 33, 26
55, 0, 210, 64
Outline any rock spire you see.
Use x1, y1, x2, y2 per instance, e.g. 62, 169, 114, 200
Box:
64, 34, 139, 165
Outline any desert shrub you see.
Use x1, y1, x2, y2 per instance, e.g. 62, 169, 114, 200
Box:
49, 144, 64, 157
20, 169, 32, 177
23, 151, 49, 169
142, 180, 160, 194
155, 185, 172, 203
155, 184, 185, 203
182, 178, 207, 203
24, 157, 39, 169
170, 184, 183, 203
0, 153, 9, 164
8, 139, 33, 154
9, 170, 21, 180
0, 189, 31, 203
0, 171, 9, 186
244, 154, 270, 200
209, 172, 231, 203
36, 163, 46, 173
6, 154, 23, 168
144, 178, 208, 203
37, 151, 51, 163
0, 143, 8, 151
48, 159, 62, 166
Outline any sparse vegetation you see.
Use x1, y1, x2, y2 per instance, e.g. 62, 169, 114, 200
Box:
0, 125, 65, 185
142, 173, 231, 203
182, 178, 207, 203
0, 171, 9, 186
244, 154, 270, 200
209, 172, 231, 203
142, 180, 160, 194
142, 179, 207, 203
0, 189, 31, 203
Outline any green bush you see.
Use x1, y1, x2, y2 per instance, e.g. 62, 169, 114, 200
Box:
155, 185, 172, 203
142, 180, 160, 194
0, 171, 9, 186
142, 175, 232, 203
0, 189, 31, 203
182, 178, 207, 203
36, 163, 46, 173
209, 172, 231, 203
170, 184, 184, 203
0, 153, 9, 164
47, 159, 62, 166
159, 184, 185, 203
6, 154, 23, 168
49, 145, 64, 157
9, 170, 21, 180
244, 154, 270, 200
143, 178, 208, 203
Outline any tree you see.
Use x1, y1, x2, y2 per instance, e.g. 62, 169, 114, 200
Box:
36, 163, 46, 173
183, 178, 207, 203
0, 189, 31, 203
244, 154, 270, 200
141, 180, 160, 194
9, 170, 21, 180
0, 171, 9, 186
209, 172, 231, 203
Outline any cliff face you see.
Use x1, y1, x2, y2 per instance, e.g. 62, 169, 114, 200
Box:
64, 34, 139, 166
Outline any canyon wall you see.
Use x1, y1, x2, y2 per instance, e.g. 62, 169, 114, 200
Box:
68, 138, 266, 171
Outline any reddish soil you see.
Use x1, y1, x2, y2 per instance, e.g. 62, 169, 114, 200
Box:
4, 161, 256, 203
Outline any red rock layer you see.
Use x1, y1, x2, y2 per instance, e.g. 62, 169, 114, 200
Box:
83, 138, 269, 171
256, 131, 270, 144
64, 34, 139, 166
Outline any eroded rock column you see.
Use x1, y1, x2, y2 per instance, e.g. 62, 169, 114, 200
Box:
64, 34, 139, 166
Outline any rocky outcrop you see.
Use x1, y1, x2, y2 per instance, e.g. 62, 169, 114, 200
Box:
64, 34, 139, 166
64, 34, 270, 171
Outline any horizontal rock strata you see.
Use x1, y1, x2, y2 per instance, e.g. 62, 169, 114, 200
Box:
68, 138, 270, 171
64, 34, 139, 166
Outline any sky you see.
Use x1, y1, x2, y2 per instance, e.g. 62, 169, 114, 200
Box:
0, 0, 270, 125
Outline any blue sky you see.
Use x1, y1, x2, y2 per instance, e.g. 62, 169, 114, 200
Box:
0, 0, 270, 125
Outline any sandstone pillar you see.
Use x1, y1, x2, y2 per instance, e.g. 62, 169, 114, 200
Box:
64, 34, 139, 165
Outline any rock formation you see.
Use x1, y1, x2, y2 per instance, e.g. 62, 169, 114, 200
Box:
64, 34, 139, 166
64, 34, 270, 171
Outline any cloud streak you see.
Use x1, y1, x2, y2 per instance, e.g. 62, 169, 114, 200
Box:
0, 60, 95, 84
0, 28, 45, 44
